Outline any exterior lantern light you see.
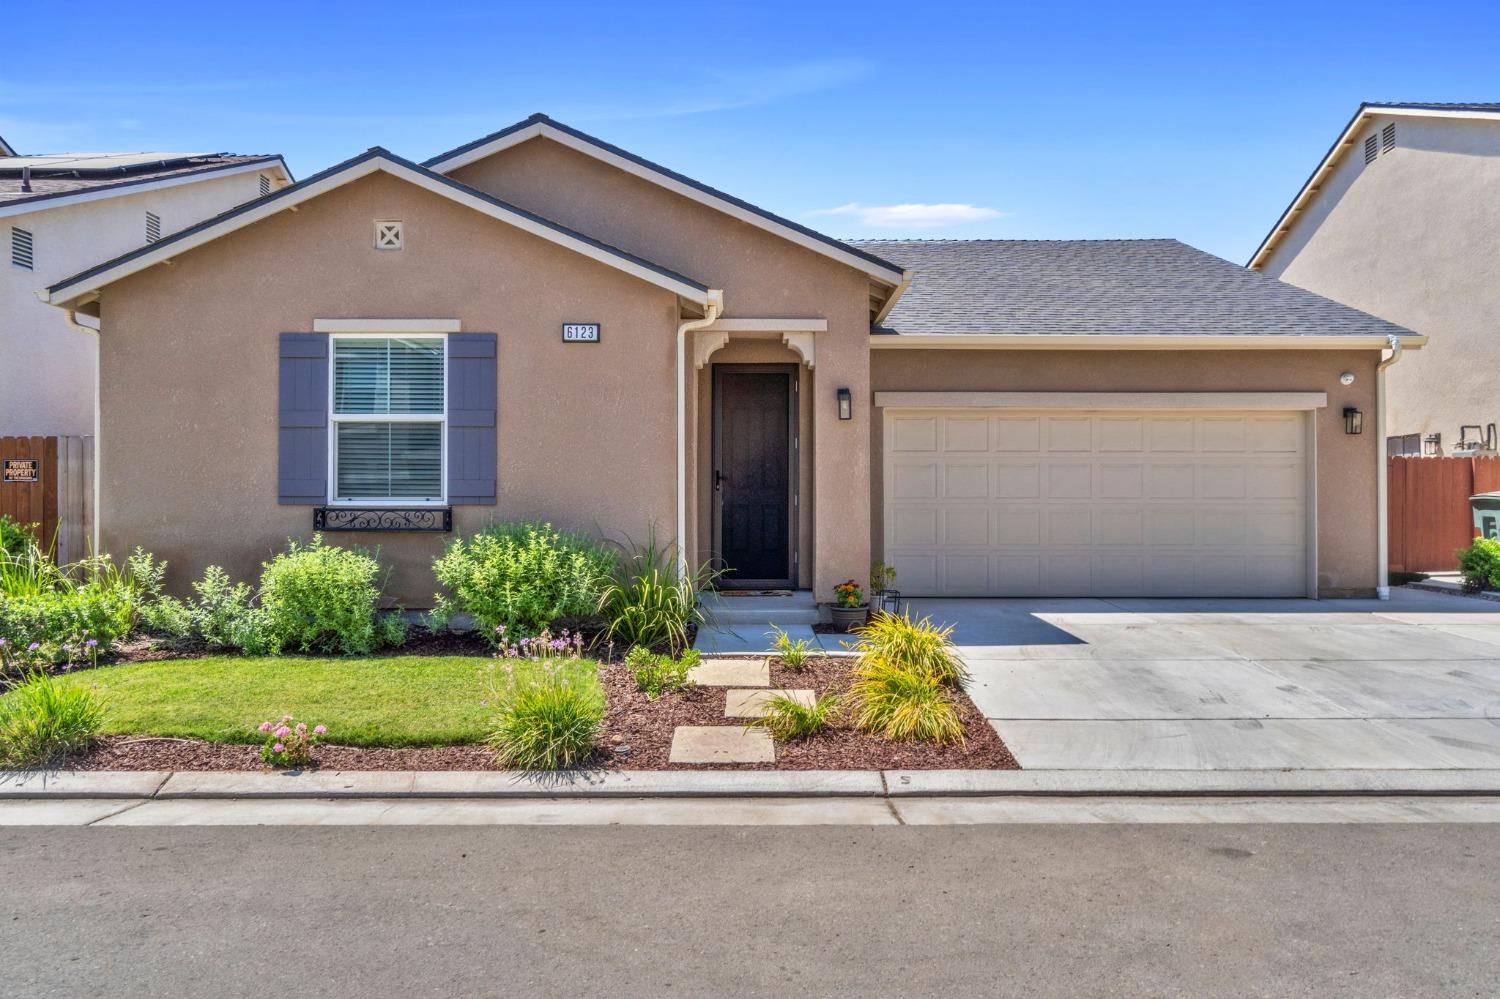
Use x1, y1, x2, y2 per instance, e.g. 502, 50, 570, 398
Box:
837, 387, 853, 421
1343, 407, 1363, 435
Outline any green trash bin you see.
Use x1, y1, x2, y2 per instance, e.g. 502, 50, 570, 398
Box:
1472, 492, 1500, 540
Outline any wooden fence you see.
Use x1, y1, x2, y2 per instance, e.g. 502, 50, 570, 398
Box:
0, 436, 94, 564
1388, 455, 1500, 573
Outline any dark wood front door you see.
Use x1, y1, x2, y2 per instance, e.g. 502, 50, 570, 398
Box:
713, 365, 796, 588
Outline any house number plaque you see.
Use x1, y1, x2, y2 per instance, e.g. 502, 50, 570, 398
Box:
562, 323, 600, 343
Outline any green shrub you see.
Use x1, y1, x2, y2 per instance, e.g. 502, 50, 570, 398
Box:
0, 554, 139, 666
376, 612, 409, 649
755, 692, 841, 740
598, 530, 721, 652
848, 661, 964, 744
771, 626, 812, 670
487, 659, 605, 770
624, 645, 699, 698
849, 611, 968, 686
432, 522, 614, 641
1457, 538, 1500, 593
0, 671, 104, 767
0, 515, 38, 556
258, 535, 385, 655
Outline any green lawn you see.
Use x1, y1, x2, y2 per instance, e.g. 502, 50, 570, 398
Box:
51, 655, 539, 748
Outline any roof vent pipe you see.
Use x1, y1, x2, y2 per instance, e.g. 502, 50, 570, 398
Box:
20, 166, 31, 192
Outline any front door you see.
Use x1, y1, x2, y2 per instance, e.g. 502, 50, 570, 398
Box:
713, 365, 796, 588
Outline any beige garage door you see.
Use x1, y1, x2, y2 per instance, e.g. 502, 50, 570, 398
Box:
883, 410, 1309, 597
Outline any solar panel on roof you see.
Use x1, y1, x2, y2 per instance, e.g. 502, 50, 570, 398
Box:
0, 152, 211, 172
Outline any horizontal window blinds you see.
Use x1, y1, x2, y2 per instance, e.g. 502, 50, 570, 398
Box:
335, 423, 442, 500
331, 337, 445, 502
334, 337, 443, 415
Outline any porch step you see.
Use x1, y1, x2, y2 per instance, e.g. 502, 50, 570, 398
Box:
706, 591, 820, 626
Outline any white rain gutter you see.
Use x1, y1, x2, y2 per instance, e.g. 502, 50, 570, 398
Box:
1375, 334, 1403, 600
63, 308, 102, 554
676, 293, 723, 575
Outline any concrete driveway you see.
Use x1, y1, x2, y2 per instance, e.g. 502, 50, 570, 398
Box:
906, 588, 1500, 770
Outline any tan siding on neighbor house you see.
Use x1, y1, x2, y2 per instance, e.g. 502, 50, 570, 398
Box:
1258, 115, 1500, 447
98, 171, 680, 604
871, 349, 1382, 596
450, 137, 873, 595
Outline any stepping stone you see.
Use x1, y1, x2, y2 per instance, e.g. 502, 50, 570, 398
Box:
725, 689, 816, 719
668, 726, 775, 764
687, 657, 769, 687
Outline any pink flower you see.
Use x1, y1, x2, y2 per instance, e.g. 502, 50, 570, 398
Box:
258, 721, 273, 733
313, 725, 326, 735
275, 725, 291, 738
272, 743, 285, 753
295, 722, 307, 734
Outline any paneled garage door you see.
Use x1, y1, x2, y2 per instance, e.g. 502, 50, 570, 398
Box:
883, 410, 1310, 597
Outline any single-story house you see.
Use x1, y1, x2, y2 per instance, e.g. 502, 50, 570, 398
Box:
41, 114, 1422, 605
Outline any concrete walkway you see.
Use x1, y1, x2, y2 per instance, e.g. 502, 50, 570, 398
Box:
910, 587, 1500, 771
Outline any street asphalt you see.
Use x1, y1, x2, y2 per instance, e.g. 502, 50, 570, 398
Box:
3, 822, 1497, 997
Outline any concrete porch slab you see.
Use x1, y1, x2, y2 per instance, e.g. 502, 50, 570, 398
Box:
695, 625, 814, 655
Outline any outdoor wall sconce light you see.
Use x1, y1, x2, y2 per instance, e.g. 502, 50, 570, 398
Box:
1423, 433, 1442, 456
837, 387, 853, 420
1343, 407, 1363, 435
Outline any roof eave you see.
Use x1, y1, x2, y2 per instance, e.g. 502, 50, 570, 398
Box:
869, 333, 1426, 350
43, 149, 713, 312
424, 115, 908, 288
0, 156, 292, 220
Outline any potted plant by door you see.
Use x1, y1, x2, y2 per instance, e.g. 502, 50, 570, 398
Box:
830, 580, 869, 632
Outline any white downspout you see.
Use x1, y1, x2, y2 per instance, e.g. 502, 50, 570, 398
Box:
1375, 334, 1403, 600
676, 293, 723, 577
64, 308, 103, 556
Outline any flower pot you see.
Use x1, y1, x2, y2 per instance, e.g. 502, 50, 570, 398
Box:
830, 605, 869, 632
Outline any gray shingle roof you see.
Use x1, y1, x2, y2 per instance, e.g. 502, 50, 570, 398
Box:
848, 238, 1414, 338
1363, 101, 1500, 112
0, 153, 284, 208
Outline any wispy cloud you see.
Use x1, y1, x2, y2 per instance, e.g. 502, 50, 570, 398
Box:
807, 201, 1007, 228
556, 59, 874, 121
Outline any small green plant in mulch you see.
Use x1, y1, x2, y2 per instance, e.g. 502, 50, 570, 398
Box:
770, 626, 812, 670
486, 658, 606, 770
257, 714, 326, 768
624, 646, 699, 699
845, 610, 969, 745
0, 671, 105, 768
754, 692, 841, 741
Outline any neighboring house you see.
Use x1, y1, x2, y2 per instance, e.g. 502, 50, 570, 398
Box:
1, 142, 292, 435
1250, 101, 1500, 457
41, 114, 1420, 604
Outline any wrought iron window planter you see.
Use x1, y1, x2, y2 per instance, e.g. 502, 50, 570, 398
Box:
313, 507, 452, 532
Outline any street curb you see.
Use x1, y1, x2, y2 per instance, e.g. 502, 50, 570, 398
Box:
6, 768, 1500, 800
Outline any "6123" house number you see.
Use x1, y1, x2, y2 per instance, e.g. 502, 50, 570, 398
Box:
561, 323, 600, 343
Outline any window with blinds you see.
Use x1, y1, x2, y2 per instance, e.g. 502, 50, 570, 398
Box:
330, 336, 445, 502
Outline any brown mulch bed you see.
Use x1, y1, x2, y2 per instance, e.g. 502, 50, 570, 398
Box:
68, 655, 1017, 772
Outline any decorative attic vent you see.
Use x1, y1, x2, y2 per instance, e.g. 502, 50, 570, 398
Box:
145, 211, 161, 243
1364, 134, 1378, 164
1382, 123, 1396, 153
374, 220, 404, 250
10, 226, 33, 270
259, 173, 271, 197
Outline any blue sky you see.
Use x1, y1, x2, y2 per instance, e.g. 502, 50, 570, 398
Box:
5, 0, 1497, 262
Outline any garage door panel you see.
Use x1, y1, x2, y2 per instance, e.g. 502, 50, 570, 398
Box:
885, 408, 1309, 598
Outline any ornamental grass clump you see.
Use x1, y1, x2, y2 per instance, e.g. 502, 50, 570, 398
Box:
486, 658, 605, 771
754, 692, 841, 741
0, 670, 104, 767
770, 626, 812, 670
597, 529, 722, 652
624, 645, 699, 698
432, 522, 615, 641
0, 545, 142, 666
846, 610, 967, 744
257, 714, 326, 768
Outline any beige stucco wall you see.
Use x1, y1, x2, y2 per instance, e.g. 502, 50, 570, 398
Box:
96, 171, 681, 605
1, 167, 277, 436
870, 348, 1382, 596
1257, 115, 1500, 449
451, 138, 872, 596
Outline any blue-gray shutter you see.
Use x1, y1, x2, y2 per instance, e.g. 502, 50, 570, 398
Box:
447, 332, 497, 505
278, 332, 328, 504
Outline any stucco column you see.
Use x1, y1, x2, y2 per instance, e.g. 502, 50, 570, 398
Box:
812, 317, 871, 599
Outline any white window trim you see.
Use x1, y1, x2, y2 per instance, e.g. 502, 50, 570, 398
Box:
326, 331, 448, 507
